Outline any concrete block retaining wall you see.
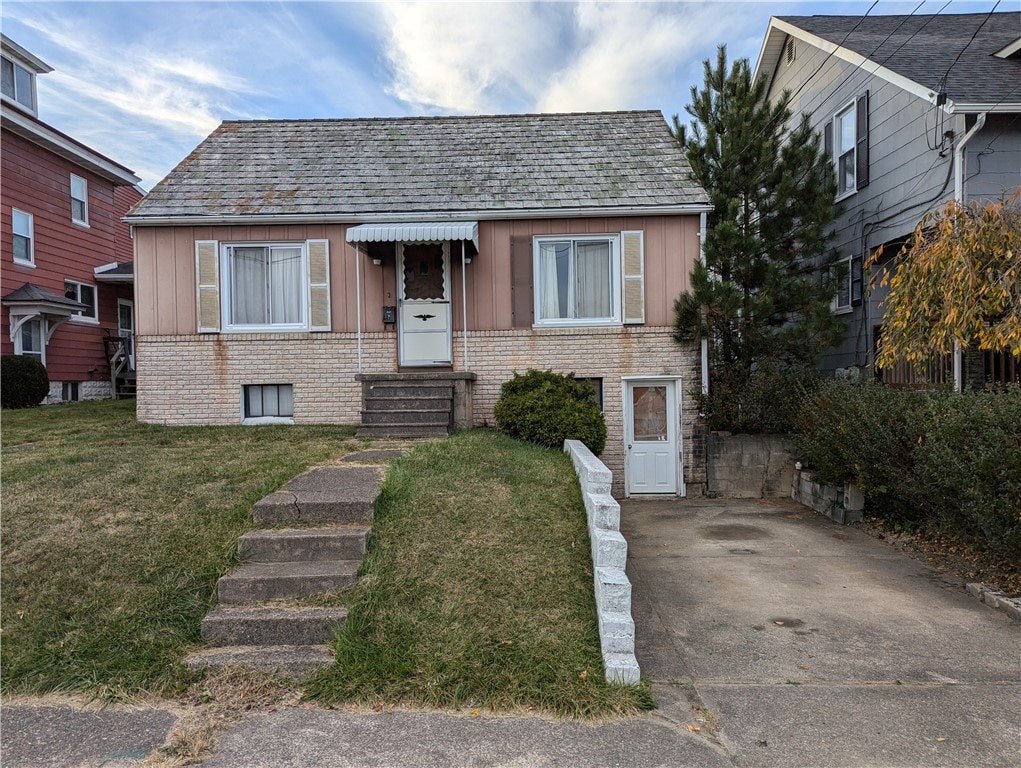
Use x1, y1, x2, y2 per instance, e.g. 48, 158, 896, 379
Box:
791, 469, 864, 524
706, 432, 794, 498
564, 439, 639, 685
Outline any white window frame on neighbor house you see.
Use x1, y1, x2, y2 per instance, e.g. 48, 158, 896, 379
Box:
242, 383, 294, 424
1, 54, 36, 113
12, 207, 34, 266
14, 317, 45, 364
70, 173, 89, 226
64, 279, 99, 323
833, 101, 857, 200
533, 234, 621, 327
832, 256, 852, 314
221, 242, 309, 332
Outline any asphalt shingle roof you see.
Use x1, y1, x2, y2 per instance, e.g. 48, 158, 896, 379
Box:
779, 12, 1021, 105
130, 111, 708, 219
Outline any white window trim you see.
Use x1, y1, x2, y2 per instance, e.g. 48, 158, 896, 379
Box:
532, 234, 622, 328
13, 317, 46, 365
832, 256, 853, 314
70, 173, 89, 227
221, 242, 309, 333
12, 207, 34, 267
1, 54, 37, 114
833, 100, 857, 202
65, 279, 100, 324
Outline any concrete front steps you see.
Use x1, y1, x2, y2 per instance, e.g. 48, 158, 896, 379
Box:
184, 465, 384, 677
355, 373, 476, 438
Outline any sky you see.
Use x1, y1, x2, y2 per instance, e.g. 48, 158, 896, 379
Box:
1, 0, 1010, 190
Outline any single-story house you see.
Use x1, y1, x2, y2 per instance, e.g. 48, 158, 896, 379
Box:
126, 111, 712, 495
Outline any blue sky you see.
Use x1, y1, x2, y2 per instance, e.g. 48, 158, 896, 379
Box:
2, 0, 1008, 189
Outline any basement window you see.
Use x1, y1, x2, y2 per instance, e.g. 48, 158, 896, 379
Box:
243, 384, 294, 424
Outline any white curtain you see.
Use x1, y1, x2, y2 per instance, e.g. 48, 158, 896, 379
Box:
575, 241, 611, 319
270, 247, 302, 324
538, 242, 562, 319
231, 247, 268, 324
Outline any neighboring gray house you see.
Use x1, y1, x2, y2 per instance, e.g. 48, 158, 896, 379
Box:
755, 12, 1021, 387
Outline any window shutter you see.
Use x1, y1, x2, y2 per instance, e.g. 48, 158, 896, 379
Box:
510, 235, 533, 328
195, 240, 220, 333
823, 119, 833, 161
307, 239, 331, 331
851, 254, 864, 307
855, 91, 870, 189
621, 230, 645, 324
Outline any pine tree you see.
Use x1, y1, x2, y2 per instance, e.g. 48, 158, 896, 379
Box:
673, 46, 843, 421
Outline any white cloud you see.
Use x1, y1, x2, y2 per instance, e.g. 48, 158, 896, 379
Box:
537, 3, 744, 113
373, 1, 566, 113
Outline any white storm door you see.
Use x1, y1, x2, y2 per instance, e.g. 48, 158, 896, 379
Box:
397, 242, 452, 366
117, 299, 135, 370
625, 379, 680, 495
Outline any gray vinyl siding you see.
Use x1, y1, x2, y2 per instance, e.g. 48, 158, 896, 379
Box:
965, 115, 1021, 206
768, 36, 1018, 374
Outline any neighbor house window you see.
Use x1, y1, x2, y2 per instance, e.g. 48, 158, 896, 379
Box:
534, 236, 620, 325
70, 174, 88, 225
15, 318, 44, 364
64, 279, 98, 322
12, 208, 33, 265
834, 103, 856, 197
224, 244, 306, 330
243, 384, 294, 423
832, 256, 852, 313
1, 55, 35, 111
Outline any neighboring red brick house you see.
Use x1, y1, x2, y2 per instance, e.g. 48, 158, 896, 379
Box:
1, 34, 142, 402
127, 111, 712, 495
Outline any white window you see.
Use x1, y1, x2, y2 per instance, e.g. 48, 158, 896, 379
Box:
243, 384, 294, 423
832, 256, 852, 313
834, 103, 856, 198
70, 174, 89, 226
15, 317, 45, 364
534, 235, 620, 326
64, 279, 98, 322
12, 208, 33, 266
223, 244, 306, 331
1, 55, 35, 112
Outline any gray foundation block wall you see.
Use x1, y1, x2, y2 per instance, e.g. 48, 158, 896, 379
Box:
791, 469, 864, 525
564, 439, 639, 686
706, 432, 794, 498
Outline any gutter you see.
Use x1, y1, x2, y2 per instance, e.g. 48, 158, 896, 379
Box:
123, 203, 714, 227
699, 210, 710, 396
951, 111, 987, 392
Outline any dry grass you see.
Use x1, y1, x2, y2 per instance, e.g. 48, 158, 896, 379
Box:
305, 429, 653, 717
1, 399, 358, 697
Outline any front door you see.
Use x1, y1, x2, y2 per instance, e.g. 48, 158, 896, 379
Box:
397, 242, 452, 366
625, 379, 681, 495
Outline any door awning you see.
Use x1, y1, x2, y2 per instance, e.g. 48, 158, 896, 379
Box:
346, 222, 478, 250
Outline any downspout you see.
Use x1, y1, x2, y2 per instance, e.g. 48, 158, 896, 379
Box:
951, 112, 987, 392
699, 210, 709, 396
354, 240, 363, 373
461, 240, 469, 370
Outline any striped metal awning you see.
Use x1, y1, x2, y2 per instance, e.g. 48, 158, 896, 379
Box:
345, 221, 478, 250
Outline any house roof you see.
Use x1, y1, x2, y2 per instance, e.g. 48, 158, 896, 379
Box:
128, 111, 710, 223
757, 12, 1021, 111
94, 261, 134, 282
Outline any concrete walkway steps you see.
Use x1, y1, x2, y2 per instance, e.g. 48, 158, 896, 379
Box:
185, 461, 389, 676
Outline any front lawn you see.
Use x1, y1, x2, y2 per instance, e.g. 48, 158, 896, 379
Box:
1, 400, 358, 696
305, 429, 653, 717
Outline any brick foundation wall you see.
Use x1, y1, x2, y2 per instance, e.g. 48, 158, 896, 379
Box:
137, 327, 705, 493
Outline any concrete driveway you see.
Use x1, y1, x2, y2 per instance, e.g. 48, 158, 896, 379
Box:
621, 496, 1021, 767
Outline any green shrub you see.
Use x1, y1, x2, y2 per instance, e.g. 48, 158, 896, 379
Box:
1, 354, 49, 409
700, 364, 822, 434
494, 369, 607, 455
915, 388, 1021, 557
793, 380, 930, 523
